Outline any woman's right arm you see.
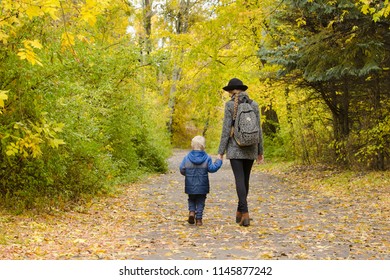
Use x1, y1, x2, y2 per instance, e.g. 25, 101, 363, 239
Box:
218, 103, 232, 156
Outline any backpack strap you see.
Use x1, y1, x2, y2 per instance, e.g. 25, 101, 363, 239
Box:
230, 94, 239, 137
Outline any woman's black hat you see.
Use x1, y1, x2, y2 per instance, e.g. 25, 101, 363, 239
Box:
222, 78, 248, 91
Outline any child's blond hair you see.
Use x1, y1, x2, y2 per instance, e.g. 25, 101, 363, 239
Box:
191, 135, 206, 151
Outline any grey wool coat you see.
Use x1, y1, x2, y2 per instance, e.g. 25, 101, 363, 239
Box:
218, 92, 264, 160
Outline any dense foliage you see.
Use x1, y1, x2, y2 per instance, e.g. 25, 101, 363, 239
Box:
0, 0, 170, 211
259, 0, 390, 169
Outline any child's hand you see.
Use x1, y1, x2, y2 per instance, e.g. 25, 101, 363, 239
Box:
217, 154, 224, 161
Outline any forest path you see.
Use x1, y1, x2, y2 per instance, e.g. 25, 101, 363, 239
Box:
0, 149, 389, 259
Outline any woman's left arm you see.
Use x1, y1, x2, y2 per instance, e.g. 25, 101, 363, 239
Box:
255, 102, 264, 157
255, 103, 264, 156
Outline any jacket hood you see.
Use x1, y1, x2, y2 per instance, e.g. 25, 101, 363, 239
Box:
187, 150, 208, 165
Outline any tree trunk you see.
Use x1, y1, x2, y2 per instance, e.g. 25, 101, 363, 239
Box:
142, 0, 152, 56
261, 103, 279, 136
284, 87, 293, 129
167, 67, 181, 135
317, 83, 350, 165
373, 74, 385, 170
319, 86, 349, 142
166, 0, 191, 137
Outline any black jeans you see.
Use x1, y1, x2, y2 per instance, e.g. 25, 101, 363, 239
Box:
230, 159, 254, 213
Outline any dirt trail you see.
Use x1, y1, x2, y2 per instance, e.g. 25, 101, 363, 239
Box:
0, 149, 388, 259
116, 149, 389, 260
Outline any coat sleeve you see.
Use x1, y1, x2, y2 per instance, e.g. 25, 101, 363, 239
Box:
218, 102, 233, 155
179, 156, 187, 176
207, 157, 222, 173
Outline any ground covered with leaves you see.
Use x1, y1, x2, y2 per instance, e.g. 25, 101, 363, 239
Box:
0, 150, 389, 259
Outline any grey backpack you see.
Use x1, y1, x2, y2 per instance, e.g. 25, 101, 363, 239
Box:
232, 100, 259, 146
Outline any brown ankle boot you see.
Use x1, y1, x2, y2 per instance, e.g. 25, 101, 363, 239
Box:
196, 218, 203, 226
188, 211, 195, 224
239, 212, 250, 227
236, 211, 242, 223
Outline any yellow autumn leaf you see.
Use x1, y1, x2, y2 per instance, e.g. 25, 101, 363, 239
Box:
18, 40, 43, 66
26, 5, 43, 19
259, 252, 274, 259
0, 31, 9, 44
6, 146, 17, 156
30, 39, 43, 49
61, 32, 75, 51
41, 0, 61, 20
53, 122, 65, 132
126, 238, 138, 246
17, 49, 43, 66
257, 196, 265, 202
0, 90, 8, 110
73, 238, 86, 244
294, 225, 304, 231
296, 17, 306, 27
49, 138, 66, 148
80, 0, 98, 26
17, 50, 27, 60
77, 34, 89, 44
81, 10, 97, 27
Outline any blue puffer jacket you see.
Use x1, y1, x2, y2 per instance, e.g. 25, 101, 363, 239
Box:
179, 150, 222, 194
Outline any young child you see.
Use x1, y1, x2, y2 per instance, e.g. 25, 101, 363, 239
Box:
179, 135, 223, 226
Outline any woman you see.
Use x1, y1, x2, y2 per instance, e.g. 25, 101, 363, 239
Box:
218, 78, 264, 226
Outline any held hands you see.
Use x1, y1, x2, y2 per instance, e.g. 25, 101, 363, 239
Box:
256, 154, 264, 164
217, 154, 224, 161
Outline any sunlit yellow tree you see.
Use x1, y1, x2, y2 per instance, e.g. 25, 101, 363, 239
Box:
0, 0, 170, 211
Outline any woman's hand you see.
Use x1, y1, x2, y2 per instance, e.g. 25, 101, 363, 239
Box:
218, 154, 224, 161
256, 154, 264, 164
